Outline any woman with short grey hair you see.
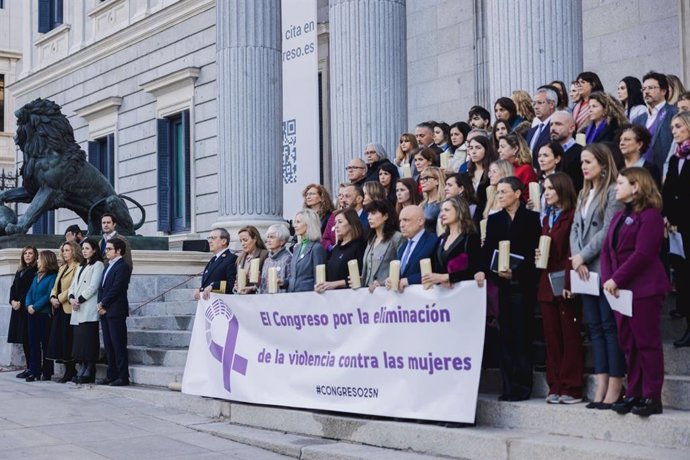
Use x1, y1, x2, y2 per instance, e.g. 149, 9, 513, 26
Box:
287, 209, 326, 292
258, 224, 292, 294
363, 142, 392, 183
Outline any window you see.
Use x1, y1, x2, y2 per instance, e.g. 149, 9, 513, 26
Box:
33, 211, 55, 235
157, 110, 191, 233
88, 134, 115, 185
0, 1, 4, 9
0, 75, 4, 132
38, 0, 63, 33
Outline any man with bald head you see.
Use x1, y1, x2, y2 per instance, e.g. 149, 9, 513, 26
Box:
385, 205, 438, 291
346, 158, 368, 186
550, 111, 583, 191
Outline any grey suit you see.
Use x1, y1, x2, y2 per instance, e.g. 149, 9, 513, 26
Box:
286, 241, 326, 293
570, 185, 623, 275
361, 232, 404, 286
632, 103, 678, 174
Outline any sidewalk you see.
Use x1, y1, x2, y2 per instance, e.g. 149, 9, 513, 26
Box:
0, 370, 289, 460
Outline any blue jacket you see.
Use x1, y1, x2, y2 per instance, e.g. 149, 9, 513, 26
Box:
98, 258, 132, 318
25, 272, 58, 315
397, 230, 438, 285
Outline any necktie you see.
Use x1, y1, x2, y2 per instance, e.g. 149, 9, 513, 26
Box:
401, 239, 414, 273
530, 123, 544, 152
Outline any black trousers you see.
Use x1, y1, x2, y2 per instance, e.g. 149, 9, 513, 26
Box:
100, 316, 129, 381
499, 284, 535, 399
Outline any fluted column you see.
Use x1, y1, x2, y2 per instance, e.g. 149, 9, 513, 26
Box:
214, 0, 283, 235
485, 0, 583, 105
329, 0, 407, 193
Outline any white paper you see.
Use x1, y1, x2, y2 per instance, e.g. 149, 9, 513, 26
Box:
569, 270, 600, 296
604, 289, 633, 317
669, 232, 685, 259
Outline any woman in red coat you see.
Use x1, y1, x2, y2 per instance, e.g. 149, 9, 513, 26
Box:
497, 133, 538, 202
602, 167, 670, 416
535, 172, 584, 404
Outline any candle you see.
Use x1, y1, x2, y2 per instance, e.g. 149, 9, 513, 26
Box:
480, 219, 487, 241
402, 163, 412, 178
315, 264, 326, 285
249, 258, 261, 283
498, 240, 510, 272
536, 235, 551, 269
436, 217, 444, 235
267, 267, 278, 294
420, 258, 432, 289
576, 133, 586, 146
440, 152, 450, 169
388, 260, 400, 290
486, 186, 496, 206
237, 268, 247, 291
529, 182, 541, 212
347, 259, 361, 289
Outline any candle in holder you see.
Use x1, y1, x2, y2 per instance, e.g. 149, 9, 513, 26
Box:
440, 152, 450, 169
388, 260, 400, 290
347, 260, 361, 289
249, 258, 261, 283
536, 235, 551, 269
237, 268, 247, 291
420, 258, 432, 289
498, 240, 510, 272
529, 182, 541, 211
267, 267, 278, 294
315, 264, 326, 285
575, 133, 586, 146
402, 163, 412, 178
480, 219, 487, 241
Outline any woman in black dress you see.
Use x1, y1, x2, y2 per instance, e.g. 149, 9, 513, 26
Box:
315, 208, 366, 292
7, 246, 38, 378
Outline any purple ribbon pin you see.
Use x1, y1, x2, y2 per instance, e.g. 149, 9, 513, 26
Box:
204, 299, 248, 392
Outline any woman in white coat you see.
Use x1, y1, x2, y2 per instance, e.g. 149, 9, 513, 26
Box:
68, 239, 105, 384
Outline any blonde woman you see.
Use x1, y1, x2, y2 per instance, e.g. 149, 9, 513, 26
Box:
394, 133, 419, 172
497, 133, 538, 202
483, 160, 515, 218
287, 209, 326, 293
420, 166, 446, 234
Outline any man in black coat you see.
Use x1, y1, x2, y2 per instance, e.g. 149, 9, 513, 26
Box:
195, 227, 238, 301
550, 111, 584, 191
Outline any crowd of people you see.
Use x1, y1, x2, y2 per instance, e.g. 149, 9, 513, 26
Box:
196, 70, 689, 418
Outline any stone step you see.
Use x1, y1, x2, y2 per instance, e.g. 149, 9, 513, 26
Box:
661, 315, 687, 340
130, 300, 198, 316
94, 363, 184, 387
127, 329, 191, 347
163, 288, 200, 302
127, 315, 195, 331
126, 345, 188, 367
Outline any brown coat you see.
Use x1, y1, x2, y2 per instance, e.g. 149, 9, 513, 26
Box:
50, 262, 79, 314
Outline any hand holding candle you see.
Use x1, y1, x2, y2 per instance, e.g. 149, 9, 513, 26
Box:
528, 182, 540, 212
249, 258, 260, 283
388, 260, 400, 290
420, 258, 432, 289
237, 268, 247, 291
536, 235, 551, 269
498, 240, 510, 272
315, 264, 326, 285
267, 267, 278, 294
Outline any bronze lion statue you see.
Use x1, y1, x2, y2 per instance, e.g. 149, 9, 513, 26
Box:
0, 98, 144, 235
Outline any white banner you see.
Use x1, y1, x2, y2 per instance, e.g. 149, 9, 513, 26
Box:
281, 0, 320, 219
182, 283, 486, 423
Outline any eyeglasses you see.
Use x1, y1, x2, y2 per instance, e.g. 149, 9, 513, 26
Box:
345, 166, 365, 171
207, 235, 219, 240
642, 85, 660, 91
105, 247, 114, 252
365, 150, 378, 155
420, 176, 437, 182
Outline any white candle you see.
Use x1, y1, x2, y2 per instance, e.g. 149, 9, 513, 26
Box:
420, 258, 432, 290
388, 260, 400, 290
529, 182, 541, 212
498, 240, 510, 272
536, 235, 551, 269
348, 260, 361, 289
268, 267, 278, 294
402, 163, 412, 178
249, 258, 261, 283
576, 133, 586, 146
237, 268, 247, 291
315, 264, 326, 285
440, 152, 450, 169
436, 217, 444, 235
480, 219, 487, 242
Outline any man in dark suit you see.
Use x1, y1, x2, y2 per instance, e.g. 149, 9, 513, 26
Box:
527, 86, 557, 167
386, 205, 438, 290
550, 111, 584, 191
99, 213, 133, 269
97, 238, 132, 386
632, 71, 678, 175
195, 228, 238, 301
478, 177, 541, 401
341, 184, 369, 231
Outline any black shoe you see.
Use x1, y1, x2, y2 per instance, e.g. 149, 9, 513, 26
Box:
586, 401, 603, 409
41, 374, 52, 381
669, 309, 683, 319
16, 369, 30, 379
631, 398, 663, 416
72, 376, 80, 384
109, 378, 130, 387
83, 374, 96, 384
25, 374, 37, 382
59, 372, 76, 384
674, 330, 690, 348
612, 397, 642, 414
97, 377, 114, 385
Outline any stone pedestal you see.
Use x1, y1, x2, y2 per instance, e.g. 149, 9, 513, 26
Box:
328, 0, 407, 194
485, 0, 583, 105
213, 0, 285, 238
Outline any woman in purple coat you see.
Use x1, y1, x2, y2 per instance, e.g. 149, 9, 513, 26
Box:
601, 167, 670, 417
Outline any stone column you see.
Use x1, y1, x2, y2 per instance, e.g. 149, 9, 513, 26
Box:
329, 0, 407, 193
485, 0, 583, 106
214, 0, 284, 236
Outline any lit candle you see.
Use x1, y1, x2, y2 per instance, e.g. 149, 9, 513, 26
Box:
388, 260, 400, 290
268, 267, 278, 294
498, 240, 510, 272
536, 235, 551, 269
440, 152, 450, 169
420, 258, 432, 289
480, 219, 487, 242
249, 258, 261, 283
237, 268, 247, 291
576, 133, 586, 146
529, 182, 541, 212
315, 264, 326, 285
347, 260, 361, 289
402, 163, 412, 178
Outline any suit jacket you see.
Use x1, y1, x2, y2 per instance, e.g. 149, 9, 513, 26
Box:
537, 209, 575, 302
287, 241, 326, 292
359, 209, 369, 232
397, 230, 438, 285
569, 184, 623, 275
99, 233, 133, 269
98, 258, 131, 318
50, 262, 79, 314
632, 104, 678, 173
600, 207, 670, 299
362, 232, 404, 286
527, 121, 551, 168
662, 154, 690, 233
482, 204, 541, 288
588, 120, 625, 170
561, 143, 584, 192
25, 272, 57, 315
201, 249, 238, 294
69, 261, 105, 324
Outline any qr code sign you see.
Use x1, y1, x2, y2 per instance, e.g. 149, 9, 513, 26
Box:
283, 119, 297, 184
